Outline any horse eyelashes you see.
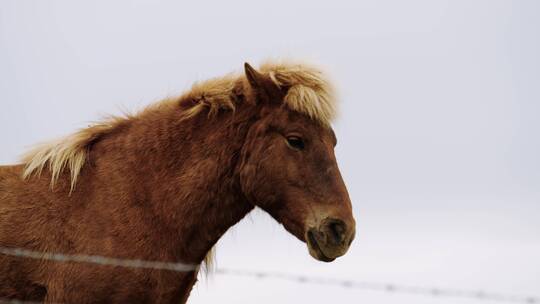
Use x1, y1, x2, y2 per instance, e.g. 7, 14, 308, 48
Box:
286, 136, 305, 150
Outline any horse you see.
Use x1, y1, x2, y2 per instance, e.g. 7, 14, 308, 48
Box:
0, 60, 356, 303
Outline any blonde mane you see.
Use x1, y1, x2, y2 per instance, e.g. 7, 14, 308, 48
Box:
20, 59, 336, 274
22, 59, 337, 190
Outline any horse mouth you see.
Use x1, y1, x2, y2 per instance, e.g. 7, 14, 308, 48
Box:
307, 230, 335, 262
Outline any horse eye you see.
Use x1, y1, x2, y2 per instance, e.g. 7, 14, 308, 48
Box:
286, 136, 305, 150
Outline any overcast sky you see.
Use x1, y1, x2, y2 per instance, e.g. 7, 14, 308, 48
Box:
1, 0, 539, 303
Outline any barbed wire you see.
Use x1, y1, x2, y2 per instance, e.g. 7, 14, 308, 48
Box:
0, 246, 198, 272
0, 245, 538, 303
215, 269, 538, 303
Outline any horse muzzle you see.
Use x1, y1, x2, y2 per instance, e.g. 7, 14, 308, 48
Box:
306, 217, 355, 262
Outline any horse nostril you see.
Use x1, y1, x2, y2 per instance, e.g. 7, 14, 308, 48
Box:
326, 219, 346, 245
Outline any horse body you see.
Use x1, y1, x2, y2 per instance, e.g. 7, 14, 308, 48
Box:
0, 61, 356, 303
1, 103, 256, 302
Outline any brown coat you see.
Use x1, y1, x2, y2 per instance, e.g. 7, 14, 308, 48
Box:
0, 61, 355, 303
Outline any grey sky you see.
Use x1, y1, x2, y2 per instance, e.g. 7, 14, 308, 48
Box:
1, 0, 539, 303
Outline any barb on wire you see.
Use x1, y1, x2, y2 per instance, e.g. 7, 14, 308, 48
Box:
216, 268, 539, 304
0, 246, 198, 272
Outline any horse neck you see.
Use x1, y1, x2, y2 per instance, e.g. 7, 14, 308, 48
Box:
89, 105, 256, 263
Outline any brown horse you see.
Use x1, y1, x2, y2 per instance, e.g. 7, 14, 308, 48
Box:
0, 60, 356, 303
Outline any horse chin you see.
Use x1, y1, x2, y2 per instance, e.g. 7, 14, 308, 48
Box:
306, 230, 336, 263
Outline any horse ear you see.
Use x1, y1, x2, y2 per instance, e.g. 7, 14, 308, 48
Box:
244, 62, 263, 89
244, 62, 283, 103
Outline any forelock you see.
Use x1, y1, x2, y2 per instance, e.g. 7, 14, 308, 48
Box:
259, 60, 337, 126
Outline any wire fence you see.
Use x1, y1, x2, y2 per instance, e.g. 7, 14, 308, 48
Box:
0, 246, 198, 272
0, 245, 538, 303
216, 268, 539, 303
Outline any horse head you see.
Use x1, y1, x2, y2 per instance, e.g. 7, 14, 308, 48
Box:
238, 63, 355, 262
